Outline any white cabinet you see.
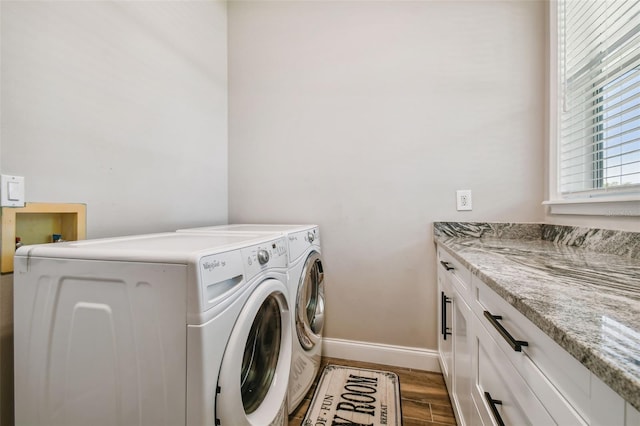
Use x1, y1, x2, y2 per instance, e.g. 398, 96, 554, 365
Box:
471, 277, 586, 425
437, 264, 454, 389
436, 245, 637, 426
453, 294, 473, 425
472, 316, 555, 426
437, 248, 476, 426
627, 402, 640, 426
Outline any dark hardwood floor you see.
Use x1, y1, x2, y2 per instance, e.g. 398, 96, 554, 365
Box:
288, 357, 457, 426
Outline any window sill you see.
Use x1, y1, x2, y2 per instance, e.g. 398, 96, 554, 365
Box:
542, 196, 640, 216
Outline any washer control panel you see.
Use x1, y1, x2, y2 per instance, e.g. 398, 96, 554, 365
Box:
242, 237, 287, 280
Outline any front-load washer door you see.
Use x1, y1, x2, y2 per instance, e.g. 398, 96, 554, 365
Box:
296, 252, 325, 351
216, 279, 291, 426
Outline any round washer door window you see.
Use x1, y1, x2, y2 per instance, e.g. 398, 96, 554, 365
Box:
296, 252, 325, 351
241, 295, 281, 413
216, 279, 292, 425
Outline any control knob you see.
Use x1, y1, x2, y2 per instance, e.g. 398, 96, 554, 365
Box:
257, 249, 270, 265
307, 232, 315, 243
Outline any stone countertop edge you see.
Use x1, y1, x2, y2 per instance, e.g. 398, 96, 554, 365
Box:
434, 239, 640, 412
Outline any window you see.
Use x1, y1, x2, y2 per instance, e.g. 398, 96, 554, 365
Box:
553, 0, 640, 207
598, 68, 640, 189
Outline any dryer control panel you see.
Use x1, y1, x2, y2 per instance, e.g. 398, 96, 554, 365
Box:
241, 237, 287, 281
287, 227, 320, 261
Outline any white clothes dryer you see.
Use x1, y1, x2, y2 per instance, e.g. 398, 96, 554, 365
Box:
177, 224, 325, 413
13, 232, 292, 426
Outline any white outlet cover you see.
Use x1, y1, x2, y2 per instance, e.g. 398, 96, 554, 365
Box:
456, 189, 472, 211
1, 175, 25, 207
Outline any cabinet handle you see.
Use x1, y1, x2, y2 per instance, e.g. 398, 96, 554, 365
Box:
440, 260, 455, 271
483, 311, 529, 352
484, 392, 505, 426
441, 292, 452, 340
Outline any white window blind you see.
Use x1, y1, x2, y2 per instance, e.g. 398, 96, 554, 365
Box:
558, 0, 640, 196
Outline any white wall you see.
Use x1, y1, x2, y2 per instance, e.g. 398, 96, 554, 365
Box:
1, 0, 228, 238
0, 3, 227, 424
228, 0, 546, 352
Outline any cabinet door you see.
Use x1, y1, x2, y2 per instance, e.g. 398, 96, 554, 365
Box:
437, 269, 454, 390
472, 317, 555, 426
471, 276, 588, 425
453, 292, 474, 426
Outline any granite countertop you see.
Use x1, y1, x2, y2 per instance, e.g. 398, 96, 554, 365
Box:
433, 222, 640, 412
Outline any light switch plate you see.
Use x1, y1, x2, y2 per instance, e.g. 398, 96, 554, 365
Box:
1, 175, 25, 207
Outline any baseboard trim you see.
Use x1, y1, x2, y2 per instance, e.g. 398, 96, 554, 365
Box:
322, 337, 441, 373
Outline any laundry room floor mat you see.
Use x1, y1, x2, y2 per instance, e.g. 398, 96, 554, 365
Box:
302, 364, 402, 426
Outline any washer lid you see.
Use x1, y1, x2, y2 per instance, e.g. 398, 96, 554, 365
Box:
15, 232, 281, 264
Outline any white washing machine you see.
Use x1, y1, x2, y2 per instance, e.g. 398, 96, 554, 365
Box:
176, 224, 325, 413
13, 232, 292, 426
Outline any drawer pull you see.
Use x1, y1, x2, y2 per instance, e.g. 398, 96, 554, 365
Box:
441, 292, 452, 340
440, 260, 455, 271
483, 311, 529, 352
484, 392, 505, 426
